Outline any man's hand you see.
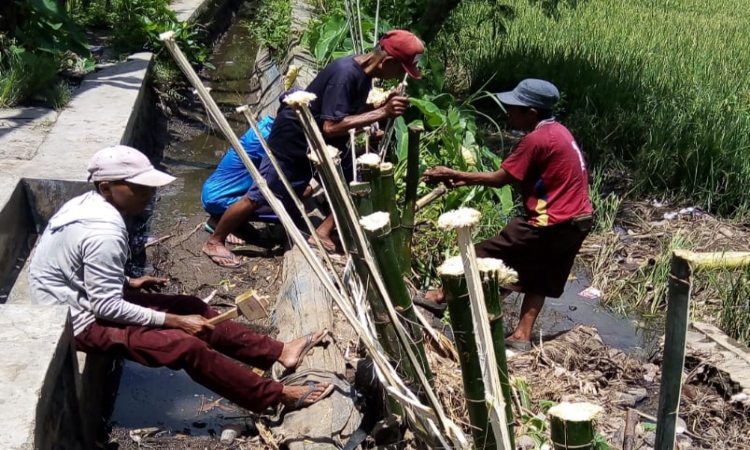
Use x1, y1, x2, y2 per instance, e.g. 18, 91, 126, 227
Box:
383, 96, 410, 119
128, 276, 167, 292
423, 166, 466, 188
164, 314, 215, 336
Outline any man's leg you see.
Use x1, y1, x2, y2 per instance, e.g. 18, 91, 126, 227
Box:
507, 293, 545, 343
203, 196, 258, 267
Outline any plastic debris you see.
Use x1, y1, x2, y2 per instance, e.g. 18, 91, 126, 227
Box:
579, 286, 602, 299
664, 206, 703, 220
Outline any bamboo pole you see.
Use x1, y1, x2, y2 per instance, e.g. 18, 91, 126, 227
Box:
380, 163, 400, 231
479, 258, 518, 447
396, 125, 422, 276
548, 402, 603, 450
623, 409, 639, 450
439, 262, 495, 450
438, 208, 514, 450
416, 185, 447, 211
160, 35, 468, 449
361, 212, 433, 389
673, 249, 750, 270
350, 181, 373, 217
655, 252, 692, 450
287, 97, 454, 441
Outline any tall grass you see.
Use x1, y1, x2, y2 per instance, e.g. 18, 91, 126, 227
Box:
433, 0, 750, 217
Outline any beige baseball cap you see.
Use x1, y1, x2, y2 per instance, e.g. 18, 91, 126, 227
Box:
87, 145, 175, 187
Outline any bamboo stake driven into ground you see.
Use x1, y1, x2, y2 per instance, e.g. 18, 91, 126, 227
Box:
159, 35, 468, 449
438, 208, 514, 450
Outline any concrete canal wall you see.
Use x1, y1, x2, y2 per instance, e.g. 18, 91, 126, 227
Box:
0, 0, 242, 448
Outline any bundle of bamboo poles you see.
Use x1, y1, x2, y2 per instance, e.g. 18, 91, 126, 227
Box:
158, 34, 469, 448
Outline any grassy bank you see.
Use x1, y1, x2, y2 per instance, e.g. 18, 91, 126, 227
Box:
433, 0, 750, 217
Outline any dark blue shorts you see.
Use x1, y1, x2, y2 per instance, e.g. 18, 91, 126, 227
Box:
246, 154, 314, 209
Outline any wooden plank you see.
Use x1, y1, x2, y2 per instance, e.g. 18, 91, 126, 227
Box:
271, 246, 361, 450
655, 254, 692, 450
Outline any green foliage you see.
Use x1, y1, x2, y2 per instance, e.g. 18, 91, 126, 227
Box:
302, 10, 391, 67
0, 44, 61, 107
714, 267, 750, 347
245, 0, 292, 61
15, 0, 90, 56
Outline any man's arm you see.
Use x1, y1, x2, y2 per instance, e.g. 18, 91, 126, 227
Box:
322, 96, 409, 138
423, 166, 517, 189
82, 236, 213, 335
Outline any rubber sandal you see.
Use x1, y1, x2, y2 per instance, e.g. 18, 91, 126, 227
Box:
295, 329, 329, 370
291, 381, 334, 411
204, 223, 247, 246
203, 251, 242, 269
504, 339, 532, 352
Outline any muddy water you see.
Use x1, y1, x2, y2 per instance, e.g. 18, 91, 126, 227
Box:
109, 8, 259, 437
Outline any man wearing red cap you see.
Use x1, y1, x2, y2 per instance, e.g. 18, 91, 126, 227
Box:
203, 30, 425, 267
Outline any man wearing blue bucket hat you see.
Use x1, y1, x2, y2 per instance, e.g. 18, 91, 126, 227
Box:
419, 79, 594, 351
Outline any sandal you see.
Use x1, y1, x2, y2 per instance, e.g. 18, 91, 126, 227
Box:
295, 329, 329, 370
409, 287, 447, 316
290, 381, 334, 411
204, 223, 247, 246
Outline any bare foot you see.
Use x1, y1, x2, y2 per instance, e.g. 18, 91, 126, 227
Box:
307, 235, 337, 253
280, 382, 333, 409
278, 330, 328, 369
202, 241, 241, 268
424, 289, 446, 304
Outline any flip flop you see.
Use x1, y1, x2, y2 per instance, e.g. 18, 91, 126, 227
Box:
291, 381, 335, 411
203, 250, 242, 269
204, 223, 247, 246
295, 329, 329, 370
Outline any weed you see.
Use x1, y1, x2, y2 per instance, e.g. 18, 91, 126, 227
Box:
245, 0, 292, 61
589, 170, 623, 234
48, 80, 73, 110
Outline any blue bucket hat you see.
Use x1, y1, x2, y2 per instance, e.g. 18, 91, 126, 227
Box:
496, 79, 559, 111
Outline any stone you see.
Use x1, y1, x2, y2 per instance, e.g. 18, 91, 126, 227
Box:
627, 387, 648, 403
618, 393, 637, 408
676, 417, 688, 435
644, 431, 656, 447
676, 434, 693, 448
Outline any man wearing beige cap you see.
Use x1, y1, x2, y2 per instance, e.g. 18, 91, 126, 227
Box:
28, 145, 333, 414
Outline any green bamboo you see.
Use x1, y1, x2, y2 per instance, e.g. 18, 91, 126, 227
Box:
360, 161, 385, 212
482, 269, 515, 448
441, 272, 496, 450
655, 253, 692, 450
396, 125, 423, 276
380, 163, 400, 227
548, 403, 602, 450
362, 213, 434, 391
350, 181, 373, 217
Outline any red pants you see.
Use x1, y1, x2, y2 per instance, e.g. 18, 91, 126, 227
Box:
75, 292, 284, 412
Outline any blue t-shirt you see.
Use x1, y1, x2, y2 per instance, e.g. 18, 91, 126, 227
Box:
201, 115, 274, 215
266, 55, 373, 180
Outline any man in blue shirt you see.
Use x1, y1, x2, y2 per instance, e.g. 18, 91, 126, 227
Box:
203, 30, 425, 268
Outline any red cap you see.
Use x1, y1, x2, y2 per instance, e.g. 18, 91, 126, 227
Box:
379, 30, 424, 79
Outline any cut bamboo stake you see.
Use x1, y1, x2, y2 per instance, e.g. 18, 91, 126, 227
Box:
416, 185, 448, 211
479, 258, 518, 448
548, 402, 603, 450
439, 259, 495, 450
655, 252, 691, 450
288, 96, 457, 444
358, 153, 383, 211
397, 125, 422, 275
673, 249, 750, 270
380, 163, 400, 231
159, 35, 467, 448
438, 208, 514, 450
361, 212, 433, 389
350, 181, 373, 217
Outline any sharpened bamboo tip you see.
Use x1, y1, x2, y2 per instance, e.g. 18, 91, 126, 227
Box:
236, 105, 249, 113
283, 91, 317, 106
438, 207, 481, 230
159, 31, 175, 41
